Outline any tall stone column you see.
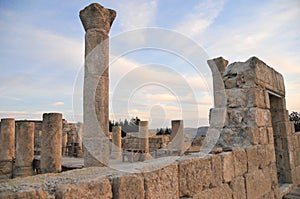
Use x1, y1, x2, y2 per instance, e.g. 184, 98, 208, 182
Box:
80, 3, 116, 167
111, 126, 122, 160
171, 120, 185, 155
0, 118, 15, 179
41, 113, 62, 173
14, 121, 34, 177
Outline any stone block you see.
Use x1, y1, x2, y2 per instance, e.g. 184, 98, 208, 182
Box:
209, 108, 228, 128
211, 155, 222, 187
245, 169, 272, 199
178, 156, 211, 197
258, 127, 268, 145
112, 174, 144, 199
143, 163, 178, 199
227, 108, 246, 126
226, 88, 247, 108
244, 126, 259, 145
246, 146, 266, 172
0, 189, 50, 199
0, 161, 13, 179
221, 152, 234, 182
265, 144, 276, 166
267, 127, 274, 144
230, 176, 246, 199
55, 178, 112, 199
232, 149, 247, 177
245, 108, 272, 127
193, 184, 232, 199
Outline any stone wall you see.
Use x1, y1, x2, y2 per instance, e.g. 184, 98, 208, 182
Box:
122, 135, 170, 152
0, 148, 279, 198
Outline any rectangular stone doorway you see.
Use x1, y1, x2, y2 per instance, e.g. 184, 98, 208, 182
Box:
269, 93, 292, 185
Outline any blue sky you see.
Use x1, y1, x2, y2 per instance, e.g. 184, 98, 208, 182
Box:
0, 0, 299, 128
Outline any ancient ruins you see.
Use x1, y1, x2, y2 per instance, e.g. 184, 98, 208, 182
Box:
1, 2, 300, 199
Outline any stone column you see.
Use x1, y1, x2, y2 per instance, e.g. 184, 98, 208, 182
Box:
139, 121, 152, 161
0, 118, 15, 179
75, 122, 84, 158
171, 120, 185, 155
41, 113, 62, 173
80, 3, 116, 167
14, 121, 34, 177
111, 126, 122, 160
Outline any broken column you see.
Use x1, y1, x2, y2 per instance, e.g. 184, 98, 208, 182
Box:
14, 121, 34, 177
111, 126, 122, 160
80, 3, 116, 167
0, 118, 15, 179
41, 113, 62, 173
171, 120, 185, 155
139, 121, 152, 161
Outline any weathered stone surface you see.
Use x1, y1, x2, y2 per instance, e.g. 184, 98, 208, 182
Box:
221, 152, 234, 182
230, 176, 246, 199
80, 3, 116, 33
211, 155, 222, 187
112, 174, 144, 199
171, 120, 185, 155
111, 126, 122, 160
0, 189, 50, 199
209, 108, 228, 128
0, 161, 13, 179
55, 178, 112, 199
143, 163, 178, 199
245, 108, 272, 127
246, 145, 266, 172
226, 87, 265, 108
193, 183, 232, 199
14, 121, 35, 177
245, 169, 272, 199
207, 57, 228, 108
41, 113, 62, 173
80, 3, 116, 167
0, 118, 15, 161
232, 149, 247, 177
179, 156, 211, 197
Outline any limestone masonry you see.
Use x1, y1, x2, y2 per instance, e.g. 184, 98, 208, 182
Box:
0, 2, 300, 199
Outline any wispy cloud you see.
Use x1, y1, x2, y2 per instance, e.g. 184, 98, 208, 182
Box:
115, 0, 158, 31
50, 101, 64, 106
175, 0, 226, 37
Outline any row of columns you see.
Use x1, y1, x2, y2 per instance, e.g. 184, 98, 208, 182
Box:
0, 113, 62, 179
110, 120, 185, 161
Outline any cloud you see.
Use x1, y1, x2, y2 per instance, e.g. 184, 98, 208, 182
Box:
115, 0, 158, 31
50, 101, 64, 106
175, 0, 226, 37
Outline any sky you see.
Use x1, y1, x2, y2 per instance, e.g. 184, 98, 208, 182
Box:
0, 0, 299, 128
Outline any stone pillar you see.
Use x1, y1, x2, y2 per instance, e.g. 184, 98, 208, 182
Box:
62, 120, 68, 156
41, 113, 62, 173
75, 122, 84, 158
0, 118, 15, 179
171, 120, 185, 155
139, 121, 152, 161
207, 57, 228, 108
14, 121, 34, 177
80, 3, 116, 167
111, 126, 122, 160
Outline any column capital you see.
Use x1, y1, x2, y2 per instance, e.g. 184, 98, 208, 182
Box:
80, 3, 116, 33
